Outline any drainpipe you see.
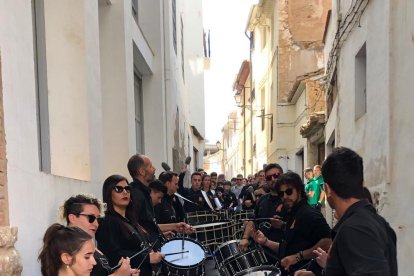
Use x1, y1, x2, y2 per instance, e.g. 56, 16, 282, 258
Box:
245, 30, 254, 175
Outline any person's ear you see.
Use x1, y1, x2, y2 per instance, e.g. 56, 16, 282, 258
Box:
61, 252, 73, 266
138, 167, 145, 176
325, 183, 332, 196
68, 213, 77, 225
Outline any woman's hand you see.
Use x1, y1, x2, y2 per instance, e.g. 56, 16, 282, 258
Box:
112, 257, 131, 276
149, 251, 165, 264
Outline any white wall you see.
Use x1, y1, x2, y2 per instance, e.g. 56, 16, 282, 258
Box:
0, 1, 103, 274
325, 0, 414, 273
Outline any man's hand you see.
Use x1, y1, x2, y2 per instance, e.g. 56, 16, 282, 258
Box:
252, 230, 267, 246
238, 238, 250, 251
175, 222, 193, 234
270, 215, 285, 229
294, 270, 315, 276
313, 247, 328, 268
281, 254, 299, 271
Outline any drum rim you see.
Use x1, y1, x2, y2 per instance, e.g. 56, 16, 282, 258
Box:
234, 265, 281, 276
160, 237, 206, 268
191, 221, 230, 228
215, 239, 240, 250
222, 248, 265, 266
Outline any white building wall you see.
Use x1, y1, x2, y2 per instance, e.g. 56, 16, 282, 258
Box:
0, 1, 103, 274
0, 0, 205, 274
325, 0, 414, 272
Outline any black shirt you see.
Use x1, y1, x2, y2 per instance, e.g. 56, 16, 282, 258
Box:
280, 199, 331, 274
130, 178, 161, 241
90, 250, 111, 276
177, 172, 212, 213
154, 193, 186, 224
254, 193, 284, 242
325, 199, 398, 276
96, 212, 153, 275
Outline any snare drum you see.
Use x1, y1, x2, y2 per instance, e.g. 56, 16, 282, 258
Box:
186, 211, 218, 225
234, 265, 281, 276
231, 210, 255, 239
160, 237, 205, 276
220, 247, 267, 276
191, 221, 234, 251
214, 240, 242, 264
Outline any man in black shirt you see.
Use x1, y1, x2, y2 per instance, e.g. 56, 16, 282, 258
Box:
155, 171, 186, 224
178, 170, 214, 212
253, 171, 331, 275
322, 147, 397, 275
127, 154, 190, 243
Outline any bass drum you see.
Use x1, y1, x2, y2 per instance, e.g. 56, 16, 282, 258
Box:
160, 237, 206, 276
234, 265, 281, 276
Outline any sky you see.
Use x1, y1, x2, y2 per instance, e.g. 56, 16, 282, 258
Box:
202, 0, 257, 144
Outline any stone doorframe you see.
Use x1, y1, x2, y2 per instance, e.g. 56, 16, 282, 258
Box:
0, 52, 23, 275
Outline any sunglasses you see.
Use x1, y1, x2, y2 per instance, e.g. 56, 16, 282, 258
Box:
278, 188, 294, 198
78, 213, 99, 223
113, 185, 131, 193
265, 173, 281, 181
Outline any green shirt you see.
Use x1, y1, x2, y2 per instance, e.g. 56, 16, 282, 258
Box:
305, 176, 324, 205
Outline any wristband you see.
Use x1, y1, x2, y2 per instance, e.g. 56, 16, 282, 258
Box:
262, 237, 268, 246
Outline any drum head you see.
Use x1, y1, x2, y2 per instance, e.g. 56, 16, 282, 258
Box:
234, 265, 280, 276
161, 238, 205, 267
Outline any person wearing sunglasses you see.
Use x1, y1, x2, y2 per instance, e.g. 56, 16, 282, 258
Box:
252, 171, 332, 275
239, 163, 285, 265
61, 194, 138, 276
96, 175, 164, 276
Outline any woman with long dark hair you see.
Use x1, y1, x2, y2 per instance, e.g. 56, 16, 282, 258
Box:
96, 175, 164, 275
38, 223, 96, 276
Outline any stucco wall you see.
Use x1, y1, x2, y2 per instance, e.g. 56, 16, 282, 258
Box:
325, 0, 414, 272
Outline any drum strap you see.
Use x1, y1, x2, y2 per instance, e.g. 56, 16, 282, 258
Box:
201, 190, 214, 210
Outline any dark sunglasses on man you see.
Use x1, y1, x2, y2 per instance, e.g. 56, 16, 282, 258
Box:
265, 173, 281, 181
113, 185, 131, 193
77, 213, 99, 223
277, 188, 293, 198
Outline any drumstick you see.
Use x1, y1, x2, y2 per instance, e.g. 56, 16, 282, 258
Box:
181, 230, 185, 251
164, 250, 189, 256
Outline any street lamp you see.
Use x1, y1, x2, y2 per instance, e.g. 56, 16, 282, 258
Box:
234, 93, 242, 105
216, 140, 223, 151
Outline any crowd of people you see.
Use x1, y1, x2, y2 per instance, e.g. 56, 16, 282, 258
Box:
38, 147, 398, 276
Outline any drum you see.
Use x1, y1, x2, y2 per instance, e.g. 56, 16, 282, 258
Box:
220, 247, 267, 276
214, 240, 242, 264
186, 211, 218, 225
234, 265, 281, 276
191, 221, 234, 251
231, 210, 255, 239
160, 237, 206, 276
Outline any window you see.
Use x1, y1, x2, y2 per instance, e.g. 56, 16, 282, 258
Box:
134, 71, 144, 153
172, 0, 177, 54
131, 0, 138, 24
270, 115, 274, 142
355, 43, 367, 120
181, 16, 185, 82
32, 0, 51, 173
